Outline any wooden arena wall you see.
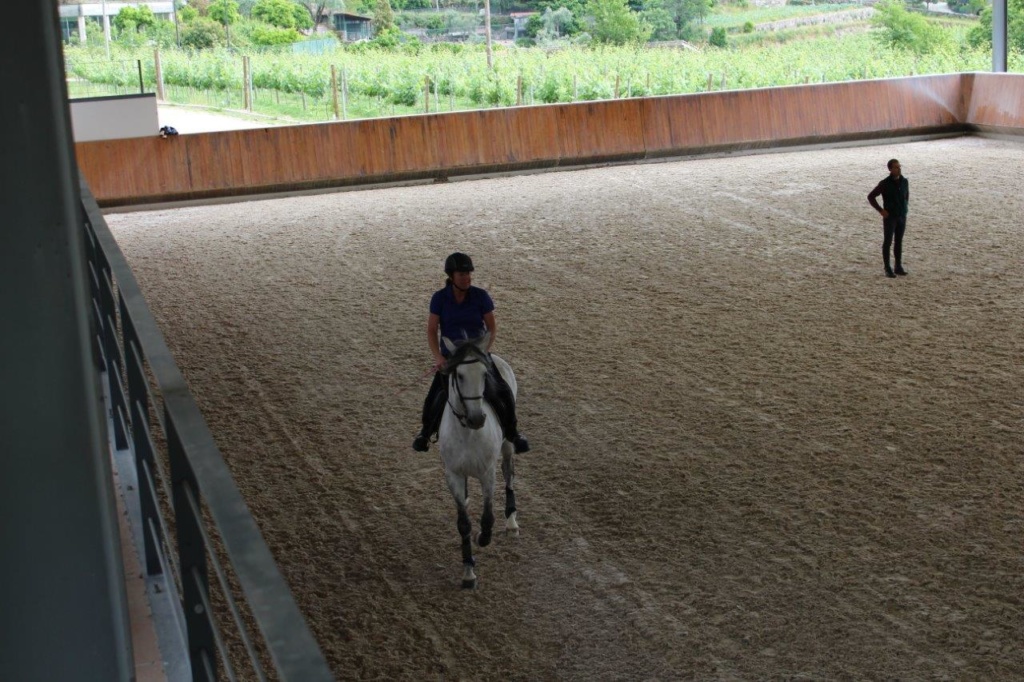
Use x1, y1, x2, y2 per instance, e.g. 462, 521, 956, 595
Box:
75, 72, 1024, 207
962, 72, 1024, 133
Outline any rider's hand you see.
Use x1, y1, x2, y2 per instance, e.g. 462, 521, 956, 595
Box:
433, 355, 447, 372
880, 209, 889, 218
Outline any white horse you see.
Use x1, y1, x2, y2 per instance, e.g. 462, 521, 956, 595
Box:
438, 333, 520, 589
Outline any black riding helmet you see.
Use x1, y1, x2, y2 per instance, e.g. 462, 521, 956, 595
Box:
444, 252, 474, 275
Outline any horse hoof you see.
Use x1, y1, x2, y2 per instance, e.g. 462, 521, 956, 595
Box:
461, 578, 477, 590
476, 531, 492, 548
505, 512, 519, 534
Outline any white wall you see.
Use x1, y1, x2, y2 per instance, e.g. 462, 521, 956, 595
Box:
70, 94, 159, 142
58, 3, 175, 19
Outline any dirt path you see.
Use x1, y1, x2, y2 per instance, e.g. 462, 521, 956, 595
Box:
156, 104, 281, 134
106, 136, 1024, 680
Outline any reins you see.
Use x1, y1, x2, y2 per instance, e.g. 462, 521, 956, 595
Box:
392, 363, 441, 397
397, 339, 491, 429
446, 351, 489, 428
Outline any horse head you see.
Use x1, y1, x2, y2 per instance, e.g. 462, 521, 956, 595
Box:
442, 333, 492, 430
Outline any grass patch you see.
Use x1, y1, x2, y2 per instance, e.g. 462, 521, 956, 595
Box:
704, 3, 861, 29
727, 21, 871, 46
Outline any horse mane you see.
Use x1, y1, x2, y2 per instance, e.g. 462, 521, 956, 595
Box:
444, 335, 490, 371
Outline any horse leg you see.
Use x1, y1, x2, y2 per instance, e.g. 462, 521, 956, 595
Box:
456, 503, 476, 588
446, 472, 476, 588
501, 443, 519, 534
477, 472, 495, 548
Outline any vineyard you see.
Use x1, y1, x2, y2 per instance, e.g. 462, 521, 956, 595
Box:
63, 31, 1021, 122
702, 2, 859, 28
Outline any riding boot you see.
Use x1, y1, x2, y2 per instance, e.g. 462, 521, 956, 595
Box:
413, 373, 447, 452
486, 369, 530, 454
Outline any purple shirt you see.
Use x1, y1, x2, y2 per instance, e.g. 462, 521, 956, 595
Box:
430, 285, 494, 355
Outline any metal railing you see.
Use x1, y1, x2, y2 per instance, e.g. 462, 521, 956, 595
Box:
80, 182, 333, 682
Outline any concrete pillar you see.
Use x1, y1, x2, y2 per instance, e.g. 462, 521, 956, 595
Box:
992, 0, 1007, 72
0, 5, 133, 681
78, 14, 87, 44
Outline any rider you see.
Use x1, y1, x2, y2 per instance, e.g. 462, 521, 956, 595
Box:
412, 252, 530, 454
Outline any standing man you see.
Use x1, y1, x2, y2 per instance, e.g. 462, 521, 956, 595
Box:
868, 159, 910, 278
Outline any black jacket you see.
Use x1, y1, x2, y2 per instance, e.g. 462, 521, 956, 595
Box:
868, 175, 909, 218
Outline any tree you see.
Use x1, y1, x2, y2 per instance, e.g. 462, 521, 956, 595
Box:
113, 5, 157, 34
587, 0, 652, 44
208, 0, 241, 45
370, 24, 403, 46
253, 0, 302, 27
297, 0, 346, 27
968, 0, 1024, 51
539, 0, 587, 34
146, 19, 180, 48
640, 0, 707, 39
292, 3, 315, 30
209, 0, 241, 25
541, 7, 575, 37
687, 0, 711, 26
373, 0, 396, 36
523, 8, 577, 45
641, 4, 676, 40
181, 17, 224, 48
947, 0, 987, 14
670, 0, 710, 33
249, 23, 302, 44
871, 0, 950, 54
708, 25, 726, 46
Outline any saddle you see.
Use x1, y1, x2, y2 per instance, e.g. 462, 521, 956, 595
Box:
426, 365, 516, 441
483, 367, 515, 429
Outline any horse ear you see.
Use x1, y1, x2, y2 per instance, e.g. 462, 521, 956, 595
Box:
442, 337, 456, 354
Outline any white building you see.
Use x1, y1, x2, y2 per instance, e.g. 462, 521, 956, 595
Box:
58, 2, 176, 44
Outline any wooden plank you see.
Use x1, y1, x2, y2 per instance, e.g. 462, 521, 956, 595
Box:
555, 99, 646, 163
75, 136, 190, 204
966, 72, 1024, 131
428, 107, 561, 170
640, 75, 965, 159
506, 107, 563, 166
183, 130, 247, 192
76, 73, 1022, 206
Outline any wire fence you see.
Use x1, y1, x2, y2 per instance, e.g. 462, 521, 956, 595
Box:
65, 35, 1008, 125
64, 54, 565, 122
64, 55, 398, 121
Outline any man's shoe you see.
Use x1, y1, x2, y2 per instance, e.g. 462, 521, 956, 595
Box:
885, 268, 896, 278
412, 434, 430, 452
512, 435, 531, 454
894, 267, 908, 276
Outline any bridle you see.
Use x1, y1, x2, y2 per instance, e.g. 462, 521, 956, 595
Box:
444, 347, 490, 428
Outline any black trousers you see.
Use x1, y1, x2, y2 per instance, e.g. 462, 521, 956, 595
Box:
420, 365, 520, 441
882, 216, 907, 269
